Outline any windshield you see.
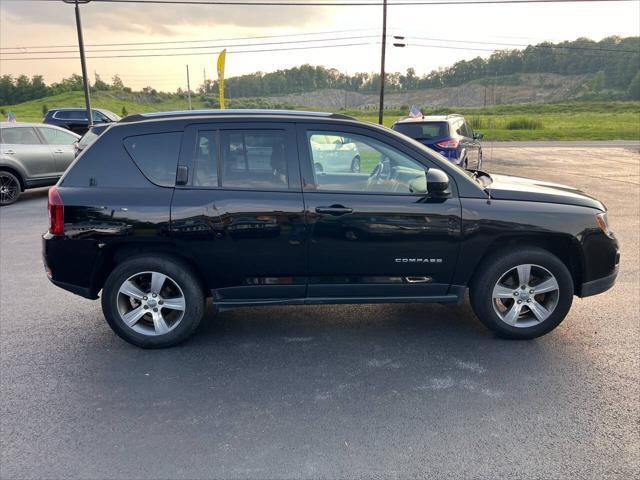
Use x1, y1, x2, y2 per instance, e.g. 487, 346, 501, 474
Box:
100, 110, 121, 122
394, 121, 449, 140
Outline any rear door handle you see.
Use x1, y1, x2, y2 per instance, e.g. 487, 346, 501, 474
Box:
315, 205, 353, 216
3, 149, 15, 154
53, 149, 64, 154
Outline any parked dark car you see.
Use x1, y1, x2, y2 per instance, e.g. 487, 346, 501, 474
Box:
392, 114, 483, 170
43, 108, 121, 135
1, 122, 79, 205
43, 110, 619, 348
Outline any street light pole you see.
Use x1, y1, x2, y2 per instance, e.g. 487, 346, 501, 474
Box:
377, 0, 387, 125
65, 0, 93, 127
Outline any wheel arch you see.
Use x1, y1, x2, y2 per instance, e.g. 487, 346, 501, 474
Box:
0, 164, 26, 190
466, 235, 583, 295
92, 242, 210, 298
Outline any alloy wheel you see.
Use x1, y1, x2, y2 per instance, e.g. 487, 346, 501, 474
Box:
116, 271, 186, 336
0, 173, 19, 205
492, 264, 560, 328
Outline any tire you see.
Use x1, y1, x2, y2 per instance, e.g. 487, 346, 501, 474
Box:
314, 162, 324, 173
0, 171, 22, 206
470, 247, 574, 339
101, 255, 205, 348
350, 155, 361, 173
477, 150, 483, 170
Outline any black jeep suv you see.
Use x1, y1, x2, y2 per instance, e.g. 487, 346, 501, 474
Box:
43, 110, 619, 348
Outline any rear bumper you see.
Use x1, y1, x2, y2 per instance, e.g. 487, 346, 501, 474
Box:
579, 266, 618, 298
47, 277, 98, 299
42, 233, 100, 299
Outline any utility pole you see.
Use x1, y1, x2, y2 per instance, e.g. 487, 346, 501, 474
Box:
65, 0, 92, 127
186, 65, 192, 110
203, 68, 207, 94
377, 0, 388, 125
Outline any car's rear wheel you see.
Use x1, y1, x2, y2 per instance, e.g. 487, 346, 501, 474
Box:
314, 162, 324, 174
0, 171, 21, 206
470, 247, 573, 339
351, 155, 361, 173
101, 256, 205, 348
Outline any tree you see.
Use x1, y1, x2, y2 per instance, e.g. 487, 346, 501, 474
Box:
121, 106, 128, 117
42, 104, 49, 116
93, 73, 109, 91
628, 72, 640, 100
111, 75, 124, 89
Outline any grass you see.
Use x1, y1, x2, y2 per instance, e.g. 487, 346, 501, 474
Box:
2, 93, 639, 141
346, 101, 640, 141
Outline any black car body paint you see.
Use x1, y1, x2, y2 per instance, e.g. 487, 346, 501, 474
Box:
43, 111, 619, 312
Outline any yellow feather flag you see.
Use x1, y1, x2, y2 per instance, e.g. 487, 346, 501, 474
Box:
217, 49, 226, 109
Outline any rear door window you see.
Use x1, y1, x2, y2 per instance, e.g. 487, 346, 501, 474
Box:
220, 130, 288, 190
123, 132, 182, 186
0, 127, 41, 145
192, 130, 218, 187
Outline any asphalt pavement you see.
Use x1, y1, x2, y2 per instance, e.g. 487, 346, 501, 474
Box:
1, 142, 638, 479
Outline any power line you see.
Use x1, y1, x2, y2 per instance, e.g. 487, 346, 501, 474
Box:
0, 41, 380, 61
408, 36, 640, 53
3, 34, 636, 58
0, 34, 380, 55
4, 0, 636, 5
0, 28, 378, 50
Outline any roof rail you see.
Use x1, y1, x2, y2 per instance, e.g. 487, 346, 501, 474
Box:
120, 109, 356, 123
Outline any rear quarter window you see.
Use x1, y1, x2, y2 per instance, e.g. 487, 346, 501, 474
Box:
123, 132, 182, 187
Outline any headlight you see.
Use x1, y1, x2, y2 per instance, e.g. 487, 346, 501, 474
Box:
596, 212, 614, 238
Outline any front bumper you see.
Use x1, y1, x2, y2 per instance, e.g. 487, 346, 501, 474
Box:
579, 266, 618, 297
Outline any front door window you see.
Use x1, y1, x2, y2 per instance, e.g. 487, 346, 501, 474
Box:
307, 131, 427, 195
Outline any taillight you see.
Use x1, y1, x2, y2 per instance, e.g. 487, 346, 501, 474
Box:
48, 186, 64, 235
435, 138, 460, 149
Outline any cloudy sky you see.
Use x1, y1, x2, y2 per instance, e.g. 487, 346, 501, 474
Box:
1, 0, 639, 91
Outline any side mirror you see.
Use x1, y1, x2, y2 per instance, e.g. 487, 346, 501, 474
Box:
473, 132, 484, 140
408, 168, 450, 196
426, 168, 450, 195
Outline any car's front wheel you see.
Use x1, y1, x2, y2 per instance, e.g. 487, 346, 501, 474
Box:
0, 171, 21, 206
470, 247, 574, 339
101, 255, 205, 348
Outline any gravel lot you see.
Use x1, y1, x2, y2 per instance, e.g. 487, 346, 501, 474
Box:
1, 142, 638, 479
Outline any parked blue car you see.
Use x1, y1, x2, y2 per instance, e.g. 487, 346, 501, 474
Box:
392, 114, 483, 170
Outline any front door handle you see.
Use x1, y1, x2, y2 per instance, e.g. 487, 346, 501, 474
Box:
3, 149, 15, 154
53, 149, 64, 154
315, 205, 353, 216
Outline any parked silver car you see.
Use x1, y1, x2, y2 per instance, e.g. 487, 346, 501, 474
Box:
0, 122, 79, 205
309, 133, 361, 173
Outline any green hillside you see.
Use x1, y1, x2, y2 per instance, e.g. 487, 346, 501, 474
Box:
2, 91, 639, 141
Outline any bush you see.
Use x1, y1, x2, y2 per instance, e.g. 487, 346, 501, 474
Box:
505, 118, 543, 130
